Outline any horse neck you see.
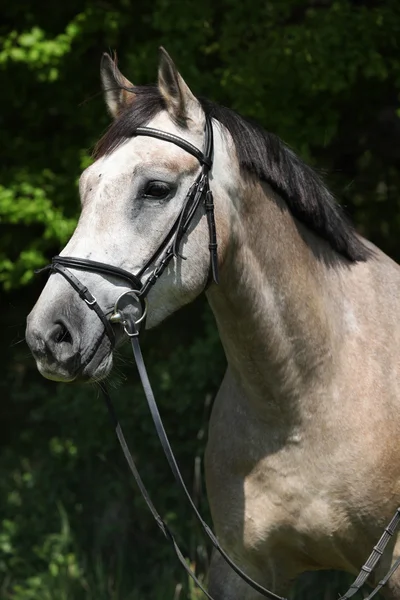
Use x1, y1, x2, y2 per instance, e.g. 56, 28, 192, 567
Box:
206, 179, 339, 422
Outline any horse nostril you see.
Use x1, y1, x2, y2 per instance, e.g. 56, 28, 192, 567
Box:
53, 322, 73, 345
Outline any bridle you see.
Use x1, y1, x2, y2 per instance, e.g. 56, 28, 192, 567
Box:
37, 115, 400, 600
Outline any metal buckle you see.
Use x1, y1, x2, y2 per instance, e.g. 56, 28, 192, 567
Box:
84, 295, 97, 306
110, 290, 148, 336
122, 320, 140, 337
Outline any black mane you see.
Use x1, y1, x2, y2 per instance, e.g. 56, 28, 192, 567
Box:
95, 85, 368, 262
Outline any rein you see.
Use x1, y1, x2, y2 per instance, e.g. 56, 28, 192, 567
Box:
37, 116, 400, 599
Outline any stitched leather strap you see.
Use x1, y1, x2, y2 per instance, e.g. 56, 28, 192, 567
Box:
128, 336, 285, 599
36, 263, 115, 346
363, 555, 400, 600
135, 117, 218, 287
52, 256, 143, 291
135, 127, 212, 168
99, 381, 215, 600
99, 334, 285, 600
205, 188, 219, 285
339, 508, 400, 599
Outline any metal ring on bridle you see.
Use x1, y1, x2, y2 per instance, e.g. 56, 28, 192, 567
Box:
110, 289, 148, 330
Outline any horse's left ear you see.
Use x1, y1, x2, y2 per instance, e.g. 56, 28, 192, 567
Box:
158, 47, 202, 125
100, 53, 135, 118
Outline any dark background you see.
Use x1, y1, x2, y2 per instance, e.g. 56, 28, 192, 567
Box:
1, 0, 400, 598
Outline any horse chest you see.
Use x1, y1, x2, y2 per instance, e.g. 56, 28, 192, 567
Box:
205, 424, 359, 574
204, 381, 374, 569
205, 402, 312, 557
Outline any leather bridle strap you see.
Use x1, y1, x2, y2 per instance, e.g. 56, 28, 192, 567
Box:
135, 126, 212, 168
36, 262, 116, 346
363, 555, 400, 600
128, 336, 285, 598
99, 381, 215, 600
339, 508, 400, 599
99, 336, 285, 600
51, 256, 142, 290
134, 117, 218, 287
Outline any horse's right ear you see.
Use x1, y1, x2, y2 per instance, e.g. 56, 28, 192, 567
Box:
100, 53, 135, 118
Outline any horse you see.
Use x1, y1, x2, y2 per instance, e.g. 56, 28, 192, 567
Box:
26, 49, 400, 599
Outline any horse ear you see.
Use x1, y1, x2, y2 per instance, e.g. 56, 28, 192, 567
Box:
100, 53, 135, 118
157, 47, 201, 124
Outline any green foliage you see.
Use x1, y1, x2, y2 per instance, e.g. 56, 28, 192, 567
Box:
0, 302, 224, 598
1, 0, 400, 598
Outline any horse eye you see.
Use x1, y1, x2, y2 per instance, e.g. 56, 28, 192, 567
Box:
143, 181, 171, 199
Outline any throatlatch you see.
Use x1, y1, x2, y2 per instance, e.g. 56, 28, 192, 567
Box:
36, 116, 400, 600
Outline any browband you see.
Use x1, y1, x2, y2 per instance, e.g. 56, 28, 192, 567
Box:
135, 127, 212, 169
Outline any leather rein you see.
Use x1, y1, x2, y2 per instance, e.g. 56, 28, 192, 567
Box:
37, 116, 400, 600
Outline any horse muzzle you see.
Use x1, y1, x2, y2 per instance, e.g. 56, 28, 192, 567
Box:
26, 308, 113, 382
26, 314, 81, 381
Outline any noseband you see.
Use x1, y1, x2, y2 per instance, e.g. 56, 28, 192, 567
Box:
37, 116, 400, 600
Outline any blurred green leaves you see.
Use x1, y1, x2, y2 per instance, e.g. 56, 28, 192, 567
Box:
0, 178, 76, 289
